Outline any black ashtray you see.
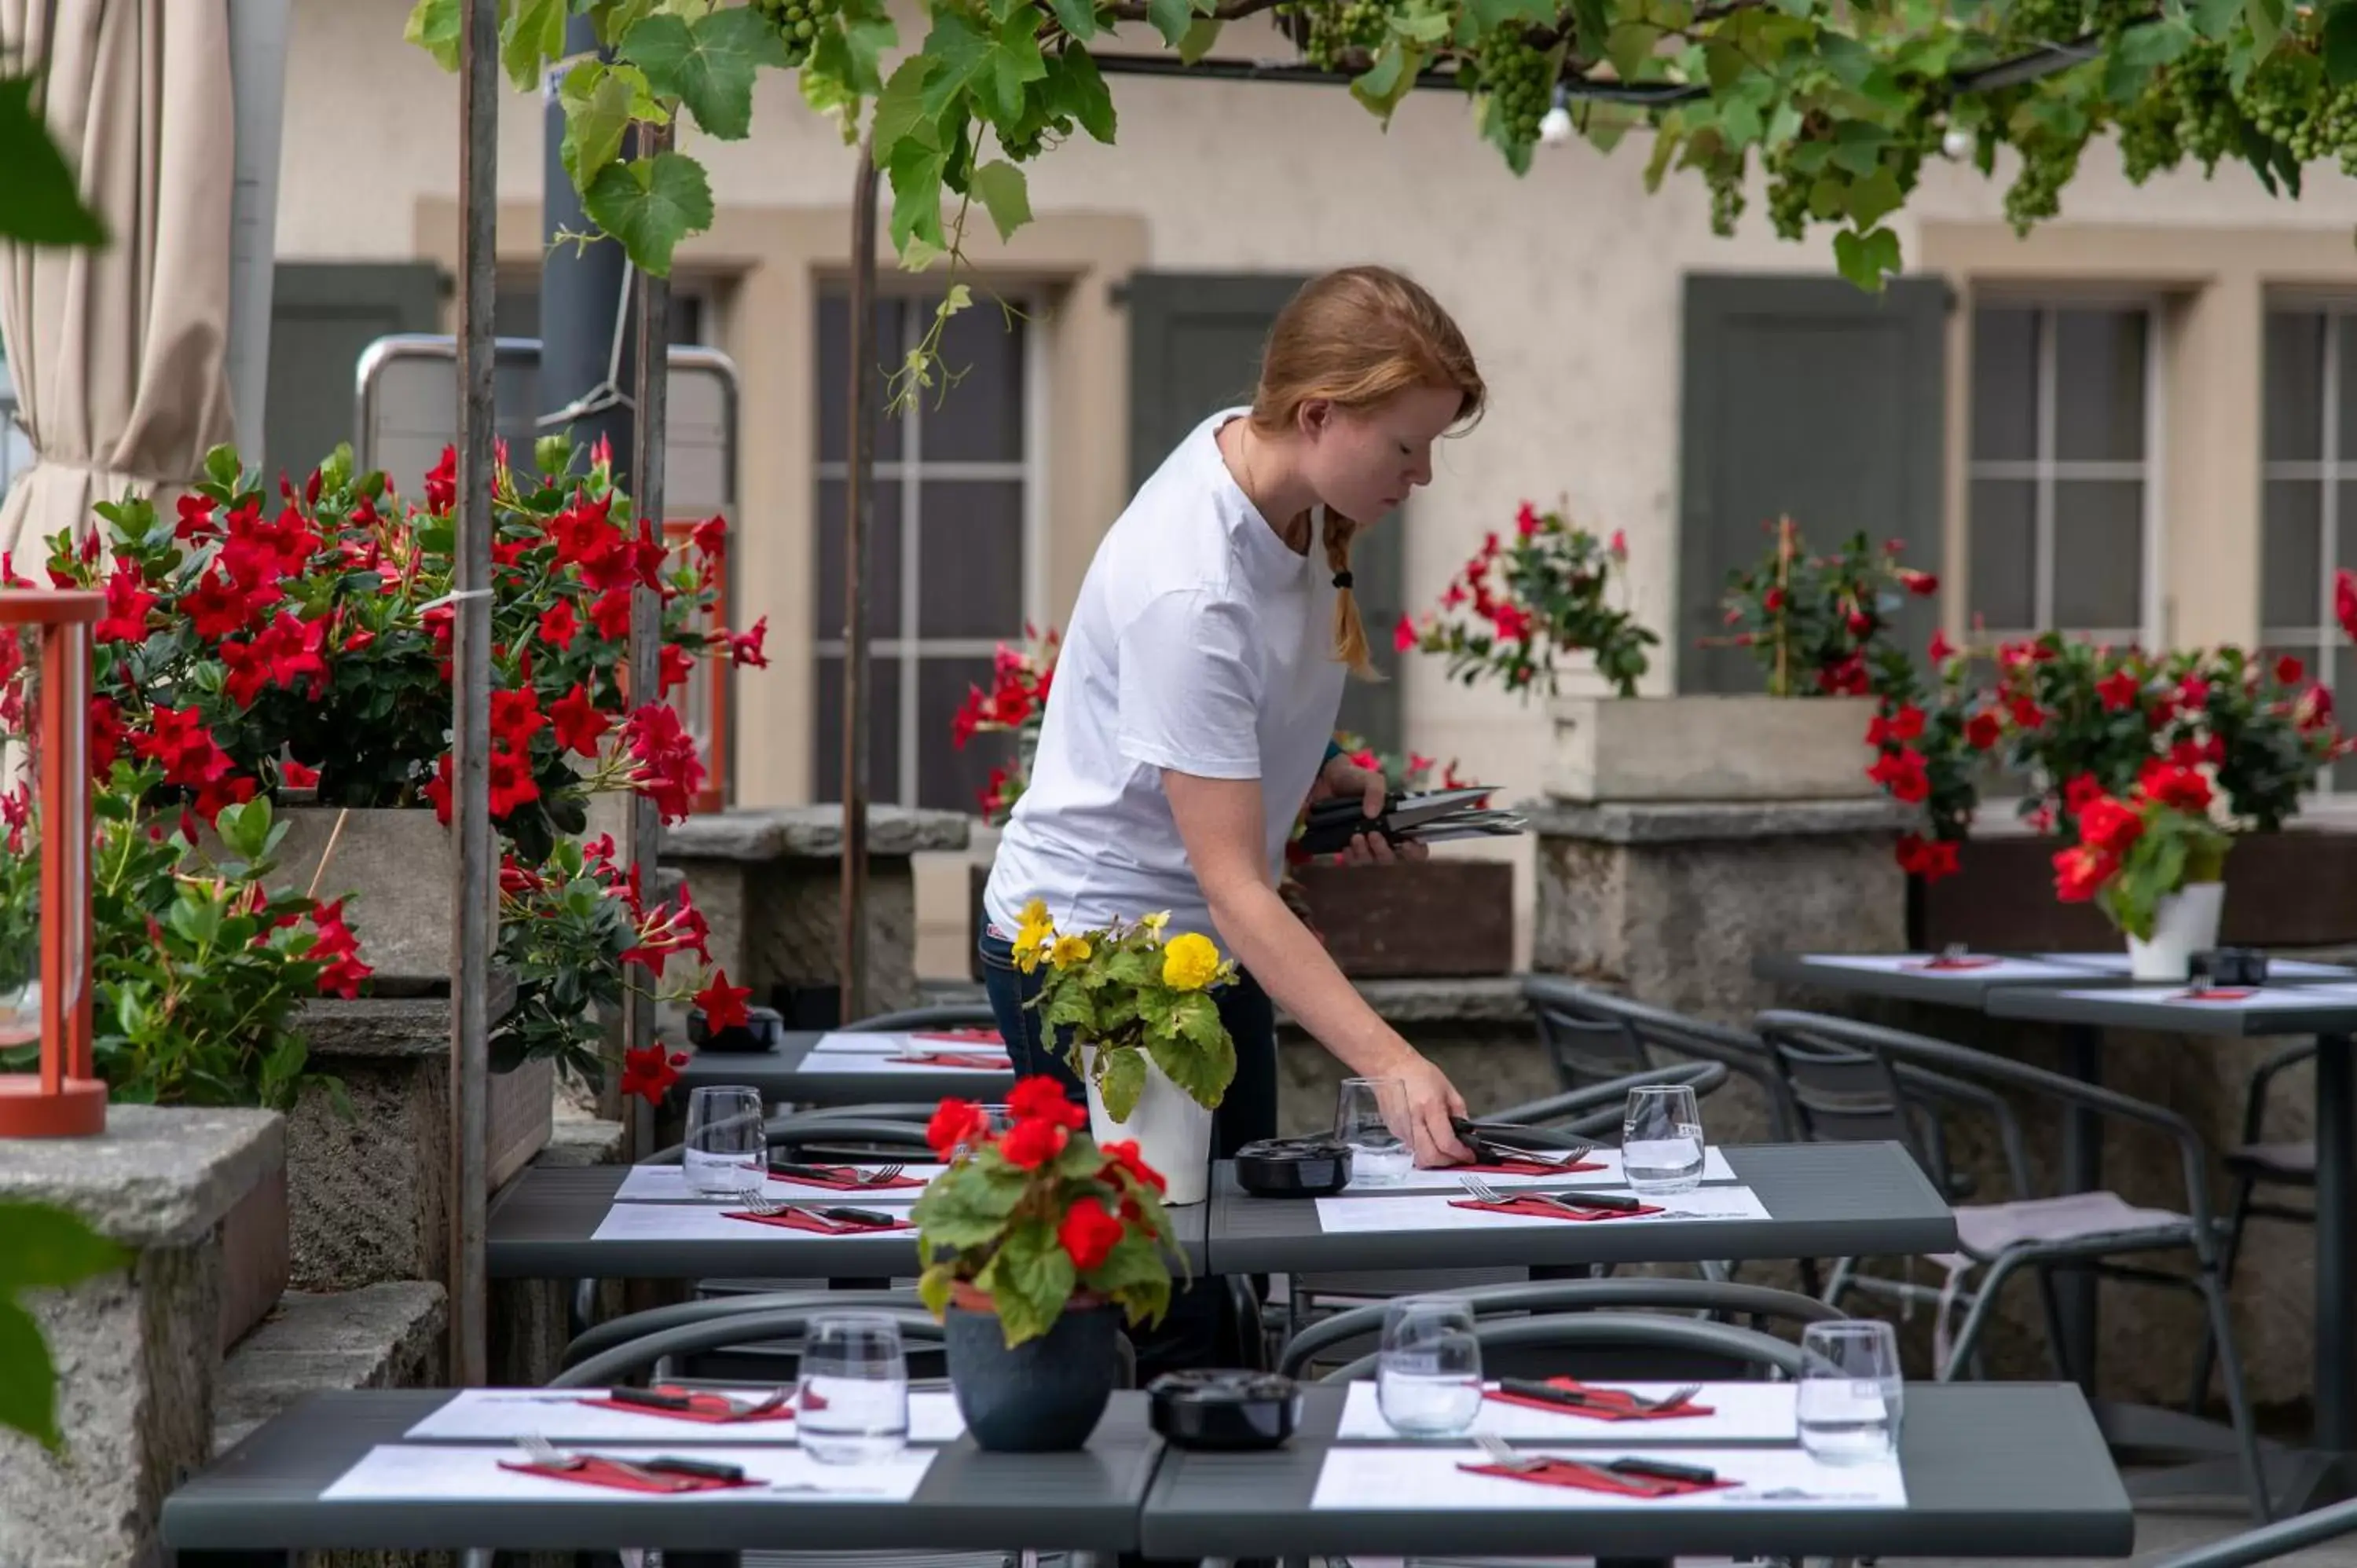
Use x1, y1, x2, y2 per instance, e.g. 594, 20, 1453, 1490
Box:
2194, 947, 2270, 988
1148, 1369, 1303, 1451
1233, 1136, 1351, 1197
688, 1002, 786, 1054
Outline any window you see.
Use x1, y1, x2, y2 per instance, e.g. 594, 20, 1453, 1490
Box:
2260, 306, 2357, 790
1965, 303, 2157, 644
812, 290, 1036, 812
491, 276, 709, 348
0, 344, 29, 500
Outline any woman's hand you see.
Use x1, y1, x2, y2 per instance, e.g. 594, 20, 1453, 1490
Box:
1388, 1050, 1473, 1167
1307, 754, 1430, 866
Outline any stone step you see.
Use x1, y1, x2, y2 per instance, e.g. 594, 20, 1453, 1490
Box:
214, 1281, 447, 1456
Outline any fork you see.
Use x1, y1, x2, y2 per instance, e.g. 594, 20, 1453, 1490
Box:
1470, 1434, 1677, 1496
517, 1432, 673, 1488
1458, 1174, 1595, 1214
860, 1163, 907, 1186
742, 1193, 821, 1221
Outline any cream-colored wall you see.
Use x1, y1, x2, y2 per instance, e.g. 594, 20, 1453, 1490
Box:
279, 0, 2357, 970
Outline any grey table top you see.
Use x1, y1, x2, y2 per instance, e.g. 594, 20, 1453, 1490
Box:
675, 1033, 1017, 1108
1983, 981, 2357, 1038
1206, 1142, 1957, 1274
1758, 950, 2357, 1009
160, 1389, 1157, 1554
486, 1165, 1211, 1279
1141, 1381, 2132, 1559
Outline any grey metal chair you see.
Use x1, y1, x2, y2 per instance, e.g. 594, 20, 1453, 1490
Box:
2145, 1494, 2357, 1568
564, 1289, 923, 1372
1314, 1310, 1808, 1384
838, 1004, 1003, 1034
2189, 1041, 2317, 1413
1523, 976, 1797, 1141
639, 1110, 937, 1166
1755, 1008, 2268, 1521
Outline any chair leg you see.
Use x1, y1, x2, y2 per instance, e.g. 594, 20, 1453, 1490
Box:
2200, 1266, 2272, 1524
1822, 1258, 1856, 1310
1941, 1252, 2031, 1383
2188, 1174, 2260, 1416
2032, 1264, 2078, 1384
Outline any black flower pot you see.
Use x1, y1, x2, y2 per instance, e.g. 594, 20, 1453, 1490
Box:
945, 1295, 1119, 1452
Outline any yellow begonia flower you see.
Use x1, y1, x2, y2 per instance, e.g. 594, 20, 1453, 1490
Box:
1050, 933, 1094, 970
1139, 910, 1171, 936
1020, 898, 1050, 929
1161, 932, 1222, 992
1012, 917, 1055, 974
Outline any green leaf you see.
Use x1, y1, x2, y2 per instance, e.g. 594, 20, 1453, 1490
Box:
1050, 0, 1102, 41
1146, 0, 1192, 45
885, 133, 951, 252
2189, 0, 2242, 35
559, 60, 636, 188
2246, 0, 2283, 54
1832, 224, 1902, 291
581, 151, 713, 276
0, 1299, 60, 1450
1097, 1046, 1148, 1123
831, 8, 899, 97
404, 0, 461, 71
1351, 42, 1422, 122
1046, 46, 1116, 143
621, 6, 788, 141
2326, 0, 2357, 86
0, 1203, 126, 1292
0, 77, 106, 248
588, 0, 661, 49
968, 159, 1032, 240
1147, 1014, 1233, 1111
983, 1219, 1076, 1346
501, 0, 568, 91
920, 9, 1050, 124
1846, 165, 1904, 227
1178, 17, 1223, 62
873, 54, 941, 153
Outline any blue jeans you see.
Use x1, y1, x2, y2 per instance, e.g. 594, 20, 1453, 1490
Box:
978, 931, 1277, 1377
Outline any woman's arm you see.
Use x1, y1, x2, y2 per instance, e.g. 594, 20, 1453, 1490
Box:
1163, 768, 1473, 1166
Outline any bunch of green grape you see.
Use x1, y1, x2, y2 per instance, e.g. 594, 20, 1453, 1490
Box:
2002, 130, 2084, 233
1478, 27, 1553, 150
1281, 0, 1389, 70
1704, 160, 1746, 237
1763, 145, 1813, 242
1994, 0, 2087, 52
2239, 52, 2326, 161
999, 112, 1075, 161
2161, 42, 2242, 174
752, 0, 839, 65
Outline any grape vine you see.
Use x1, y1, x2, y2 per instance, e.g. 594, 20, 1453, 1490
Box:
752, 0, 841, 66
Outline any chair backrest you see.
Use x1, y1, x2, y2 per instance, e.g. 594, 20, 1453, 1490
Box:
839, 1005, 1003, 1035
563, 1290, 922, 1372
1315, 1312, 1808, 1385
771, 1116, 938, 1162
1522, 978, 1796, 1140
1479, 1061, 1732, 1141
553, 1306, 948, 1387
1752, 1010, 1934, 1169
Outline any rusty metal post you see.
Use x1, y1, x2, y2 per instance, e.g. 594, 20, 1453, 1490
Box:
839, 135, 878, 1026
447, 0, 498, 1387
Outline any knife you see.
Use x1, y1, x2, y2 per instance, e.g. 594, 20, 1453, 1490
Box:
643, 1455, 748, 1482
607, 1386, 696, 1411
816, 1204, 896, 1226
1606, 1456, 1717, 1486
770, 1161, 852, 1184
1495, 1378, 1621, 1411
1524, 1189, 1644, 1213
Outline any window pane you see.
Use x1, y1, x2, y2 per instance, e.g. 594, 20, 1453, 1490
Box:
923, 302, 1026, 463
816, 478, 904, 641
1968, 478, 2036, 629
916, 480, 1025, 639
2339, 645, 2357, 793
815, 293, 906, 464
2051, 479, 2143, 631
2264, 479, 2323, 629
2337, 318, 2357, 463
2339, 481, 2357, 603
813, 654, 904, 805
916, 656, 1017, 814
1971, 307, 2039, 462
2053, 310, 2146, 463
2267, 310, 2326, 463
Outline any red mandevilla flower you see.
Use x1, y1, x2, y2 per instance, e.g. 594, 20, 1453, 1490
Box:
551, 684, 610, 758
1963, 710, 2002, 751
618, 1041, 688, 1107
692, 971, 753, 1033
2053, 844, 2114, 903
2137, 759, 2212, 815
2077, 793, 2145, 857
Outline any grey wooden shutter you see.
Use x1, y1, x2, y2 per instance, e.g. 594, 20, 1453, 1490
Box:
1678, 275, 1949, 694
266, 262, 444, 486
1124, 272, 1404, 753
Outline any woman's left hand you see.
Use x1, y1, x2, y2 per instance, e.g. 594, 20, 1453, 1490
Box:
1308, 756, 1429, 866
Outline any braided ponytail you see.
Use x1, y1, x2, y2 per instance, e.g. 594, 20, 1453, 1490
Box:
1323, 511, 1376, 678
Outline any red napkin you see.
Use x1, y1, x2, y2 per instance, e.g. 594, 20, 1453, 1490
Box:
1905, 954, 2002, 972
1457, 1158, 1607, 1178
723, 1209, 915, 1236
1485, 1379, 1715, 1421
912, 1027, 1003, 1044
900, 1051, 1013, 1069
1457, 1458, 1733, 1499
2172, 987, 2256, 1002
574, 1385, 795, 1424
1449, 1196, 1664, 1223
769, 1165, 926, 1192
498, 1456, 760, 1493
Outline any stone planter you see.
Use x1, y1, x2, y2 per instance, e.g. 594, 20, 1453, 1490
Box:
1545, 694, 1881, 804
944, 1283, 1119, 1451
1290, 861, 1513, 978
216, 1163, 290, 1353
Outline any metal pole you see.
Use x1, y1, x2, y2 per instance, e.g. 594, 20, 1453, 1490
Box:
839, 136, 878, 1027
540, 13, 635, 480
622, 122, 672, 1163
447, 0, 498, 1389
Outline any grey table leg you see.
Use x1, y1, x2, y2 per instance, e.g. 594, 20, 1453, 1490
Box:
2055, 1022, 2102, 1393
2315, 1035, 2356, 1457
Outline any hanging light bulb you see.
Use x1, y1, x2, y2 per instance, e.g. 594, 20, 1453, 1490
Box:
1941, 123, 1973, 160
1538, 82, 1573, 145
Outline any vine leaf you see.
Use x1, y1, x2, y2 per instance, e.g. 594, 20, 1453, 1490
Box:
1845, 164, 1904, 228
1046, 46, 1118, 142
887, 133, 952, 252
1178, 17, 1224, 63
970, 159, 1033, 240
1050, 0, 1103, 42
558, 60, 636, 189
1147, 0, 1193, 47
620, 6, 790, 141
0, 77, 105, 247
1832, 224, 1902, 291
581, 152, 714, 276
403, 0, 460, 71
2327, 0, 2357, 86
2245, 0, 2283, 54
919, 8, 1050, 123
502, 0, 568, 92
1351, 42, 1424, 121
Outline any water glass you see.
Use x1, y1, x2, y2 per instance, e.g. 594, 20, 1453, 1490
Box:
1622, 1083, 1706, 1194
1336, 1075, 1414, 1186
797, 1312, 911, 1463
1797, 1318, 1904, 1464
1376, 1295, 1483, 1436
682, 1085, 765, 1198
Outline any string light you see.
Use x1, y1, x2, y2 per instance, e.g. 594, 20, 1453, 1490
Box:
1538, 81, 1573, 145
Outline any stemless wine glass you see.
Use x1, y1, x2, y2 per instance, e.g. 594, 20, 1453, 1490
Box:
1622, 1083, 1706, 1194
682, 1085, 766, 1198
797, 1312, 911, 1463
1796, 1318, 1904, 1464
1376, 1295, 1483, 1437
1336, 1075, 1414, 1187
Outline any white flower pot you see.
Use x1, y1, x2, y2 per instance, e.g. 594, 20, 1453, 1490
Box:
1084, 1055, 1214, 1207
2127, 882, 2226, 982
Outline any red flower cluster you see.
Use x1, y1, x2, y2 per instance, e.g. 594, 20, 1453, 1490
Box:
621, 702, 708, 822
2050, 763, 2213, 905
1400, 504, 1651, 700
921, 1077, 1169, 1280
619, 1039, 690, 1105
952, 627, 1061, 825
307, 898, 372, 999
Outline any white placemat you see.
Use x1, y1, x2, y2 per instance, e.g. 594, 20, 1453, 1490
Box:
404, 1388, 965, 1444
2038, 951, 2357, 979
321, 1442, 933, 1503
588, 1203, 916, 1244
1309, 1443, 1906, 1511
1312, 1185, 1772, 1236
797, 1051, 1012, 1075
614, 1165, 942, 1203
1347, 1148, 1738, 1195
2038, 983, 2357, 1011
1800, 954, 2092, 984
1336, 1381, 1797, 1443
809, 1031, 1009, 1056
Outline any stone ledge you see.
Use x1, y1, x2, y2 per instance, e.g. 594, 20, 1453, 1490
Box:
213, 1283, 448, 1456
537, 1112, 625, 1168
920, 973, 1530, 1027
1522, 796, 1919, 844
298, 974, 519, 1059
0, 1106, 283, 1247
665, 804, 971, 862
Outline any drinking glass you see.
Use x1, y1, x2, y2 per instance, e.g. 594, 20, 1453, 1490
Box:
797, 1312, 911, 1463
1336, 1075, 1413, 1187
1622, 1083, 1706, 1194
1796, 1318, 1904, 1464
682, 1085, 765, 1198
1376, 1295, 1483, 1437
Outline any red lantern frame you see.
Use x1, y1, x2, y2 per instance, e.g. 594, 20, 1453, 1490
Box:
0, 590, 105, 1137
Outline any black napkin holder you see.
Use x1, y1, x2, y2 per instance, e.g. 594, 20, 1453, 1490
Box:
2194, 947, 2269, 987
1233, 1136, 1352, 1197
1148, 1369, 1303, 1451
689, 1002, 786, 1054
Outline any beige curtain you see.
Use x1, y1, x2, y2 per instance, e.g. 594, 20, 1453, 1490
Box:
0, 0, 236, 562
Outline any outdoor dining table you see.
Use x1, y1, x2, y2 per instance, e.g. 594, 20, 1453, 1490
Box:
1139, 1381, 2131, 1561
672, 1030, 1017, 1109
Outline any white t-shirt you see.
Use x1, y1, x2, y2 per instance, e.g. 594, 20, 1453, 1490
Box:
984, 408, 1347, 944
